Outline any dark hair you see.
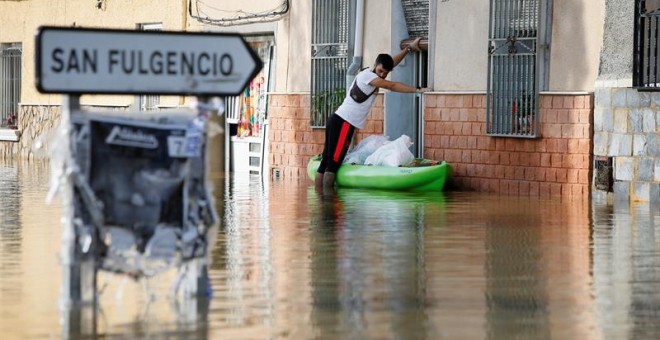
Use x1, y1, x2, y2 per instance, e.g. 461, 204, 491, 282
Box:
375, 54, 394, 71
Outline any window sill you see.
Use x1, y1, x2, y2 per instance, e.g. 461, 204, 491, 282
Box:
0, 129, 21, 142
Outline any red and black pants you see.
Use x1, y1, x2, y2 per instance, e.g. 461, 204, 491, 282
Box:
317, 113, 355, 174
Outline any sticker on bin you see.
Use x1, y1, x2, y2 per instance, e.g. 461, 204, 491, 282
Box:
167, 135, 201, 158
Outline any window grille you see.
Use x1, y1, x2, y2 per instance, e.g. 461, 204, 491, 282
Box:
634, 0, 660, 89
487, 0, 539, 137
310, 0, 350, 127
138, 23, 161, 111
0, 44, 21, 129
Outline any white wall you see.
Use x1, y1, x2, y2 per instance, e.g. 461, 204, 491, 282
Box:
432, 0, 604, 93
549, 0, 604, 91
0, 0, 187, 106
272, 0, 311, 93
434, 0, 490, 91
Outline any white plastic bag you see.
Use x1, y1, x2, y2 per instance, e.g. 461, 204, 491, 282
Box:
364, 135, 415, 167
343, 134, 390, 164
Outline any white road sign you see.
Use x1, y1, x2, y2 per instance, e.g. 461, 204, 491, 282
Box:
36, 26, 263, 96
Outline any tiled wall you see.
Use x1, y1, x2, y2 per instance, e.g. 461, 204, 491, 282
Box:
424, 93, 593, 198
267, 93, 384, 179
594, 87, 660, 203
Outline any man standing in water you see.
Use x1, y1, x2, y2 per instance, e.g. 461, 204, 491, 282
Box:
315, 37, 431, 192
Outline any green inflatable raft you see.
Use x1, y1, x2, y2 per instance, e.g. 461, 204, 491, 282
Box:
307, 154, 452, 192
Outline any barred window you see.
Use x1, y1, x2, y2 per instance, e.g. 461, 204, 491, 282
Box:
310, 0, 350, 127
634, 0, 660, 89
0, 43, 21, 129
487, 0, 540, 137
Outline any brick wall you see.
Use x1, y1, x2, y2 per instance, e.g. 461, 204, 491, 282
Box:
268, 93, 384, 179
424, 93, 593, 198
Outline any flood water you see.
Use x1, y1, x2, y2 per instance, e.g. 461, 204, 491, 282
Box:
1, 160, 659, 339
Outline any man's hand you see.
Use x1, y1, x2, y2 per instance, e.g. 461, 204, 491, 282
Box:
417, 87, 432, 93
409, 37, 422, 52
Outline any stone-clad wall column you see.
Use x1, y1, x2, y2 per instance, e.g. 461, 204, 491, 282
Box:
594, 88, 660, 203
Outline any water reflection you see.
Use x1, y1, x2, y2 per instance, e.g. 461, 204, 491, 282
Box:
308, 188, 445, 339
593, 203, 660, 339
2, 160, 660, 339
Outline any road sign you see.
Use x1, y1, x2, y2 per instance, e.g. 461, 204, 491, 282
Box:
36, 26, 263, 96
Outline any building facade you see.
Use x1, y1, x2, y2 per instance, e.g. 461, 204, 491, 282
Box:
2, 0, 657, 203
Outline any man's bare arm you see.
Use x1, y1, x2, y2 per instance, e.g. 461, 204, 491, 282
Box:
370, 77, 430, 93
392, 37, 422, 67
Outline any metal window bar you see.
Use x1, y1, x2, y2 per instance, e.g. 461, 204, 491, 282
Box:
310, 0, 350, 127
487, 0, 539, 137
0, 46, 21, 129
634, 1, 660, 89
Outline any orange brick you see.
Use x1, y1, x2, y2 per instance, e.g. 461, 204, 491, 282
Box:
519, 153, 530, 166
578, 169, 590, 184
529, 153, 541, 167
578, 139, 591, 154
567, 169, 579, 183
519, 181, 530, 195
552, 96, 565, 109
541, 96, 553, 109
546, 168, 557, 182
530, 182, 540, 196
557, 109, 570, 123
557, 140, 568, 153
504, 166, 516, 179
574, 95, 585, 109
515, 167, 525, 179
461, 123, 472, 135
467, 108, 479, 122
571, 184, 585, 197
499, 152, 510, 165
461, 150, 472, 163
426, 95, 437, 108
463, 95, 473, 108
540, 182, 552, 197
525, 167, 537, 181
544, 109, 558, 123
499, 180, 509, 194
449, 108, 460, 121
551, 183, 562, 196
562, 124, 575, 138
535, 168, 547, 181
489, 152, 500, 164
543, 123, 562, 138
551, 154, 562, 168
578, 109, 591, 124
556, 168, 568, 183
459, 108, 469, 121
467, 137, 478, 149
563, 96, 575, 109
509, 152, 520, 166
509, 181, 520, 195
495, 165, 506, 179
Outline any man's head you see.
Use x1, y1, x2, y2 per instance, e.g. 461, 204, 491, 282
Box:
373, 54, 394, 79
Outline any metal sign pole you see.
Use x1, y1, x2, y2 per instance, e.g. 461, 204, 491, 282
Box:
58, 94, 97, 338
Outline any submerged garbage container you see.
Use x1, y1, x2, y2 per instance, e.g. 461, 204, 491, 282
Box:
72, 111, 218, 279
